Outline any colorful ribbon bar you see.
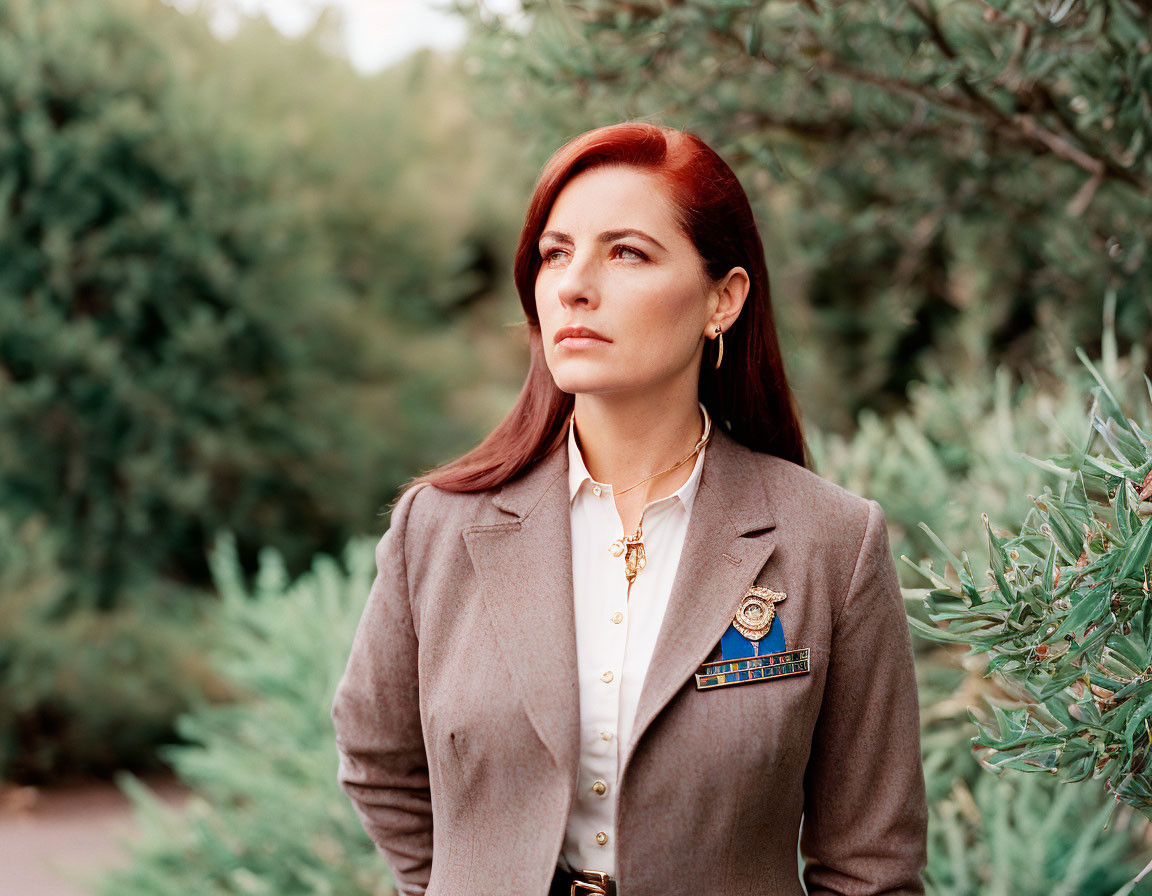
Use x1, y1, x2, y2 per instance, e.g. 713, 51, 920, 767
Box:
694, 647, 811, 690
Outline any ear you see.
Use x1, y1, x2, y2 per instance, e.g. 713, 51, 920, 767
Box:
705, 266, 751, 337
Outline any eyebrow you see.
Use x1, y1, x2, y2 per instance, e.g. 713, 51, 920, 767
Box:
539, 228, 667, 252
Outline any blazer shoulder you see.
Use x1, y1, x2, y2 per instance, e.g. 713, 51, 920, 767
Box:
749, 450, 876, 555
387, 480, 502, 539
757, 451, 872, 511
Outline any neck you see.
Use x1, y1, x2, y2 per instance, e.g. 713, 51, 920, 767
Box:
571, 388, 706, 504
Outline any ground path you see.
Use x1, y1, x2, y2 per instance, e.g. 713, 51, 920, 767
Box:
0, 773, 192, 895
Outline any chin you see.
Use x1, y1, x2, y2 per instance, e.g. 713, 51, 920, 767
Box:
550, 369, 627, 396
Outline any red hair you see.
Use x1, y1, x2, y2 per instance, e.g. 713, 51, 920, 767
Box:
403, 121, 807, 498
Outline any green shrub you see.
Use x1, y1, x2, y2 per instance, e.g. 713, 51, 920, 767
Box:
0, 0, 536, 782
0, 0, 501, 614
0, 0, 363, 610
909, 347, 1152, 825
924, 764, 1151, 896
89, 532, 392, 896
0, 511, 225, 781
810, 362, 1072, 584
810, 324, 1150, 588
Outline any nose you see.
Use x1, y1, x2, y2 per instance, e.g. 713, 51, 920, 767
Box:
554, 249, 600, 309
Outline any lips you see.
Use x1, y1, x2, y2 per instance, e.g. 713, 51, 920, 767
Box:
554, 326, 610, 344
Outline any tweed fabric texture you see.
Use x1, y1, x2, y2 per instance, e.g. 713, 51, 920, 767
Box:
330, 424, 928, 896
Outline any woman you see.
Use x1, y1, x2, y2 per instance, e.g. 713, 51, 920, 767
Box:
330, 121, 927, 896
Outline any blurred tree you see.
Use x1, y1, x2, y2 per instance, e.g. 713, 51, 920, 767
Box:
0, 0, 361, 610
452, 0, 1152, 432
0, 0, 522, 612
0, 509, 225, 780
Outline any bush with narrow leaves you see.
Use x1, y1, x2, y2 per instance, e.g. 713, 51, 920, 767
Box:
909, 349, 1152, 823
89, 533, 394, 896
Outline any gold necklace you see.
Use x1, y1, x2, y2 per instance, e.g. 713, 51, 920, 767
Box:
608, 408, 712, 587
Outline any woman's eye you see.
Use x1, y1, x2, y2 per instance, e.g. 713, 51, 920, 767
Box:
539, 246, 645, 264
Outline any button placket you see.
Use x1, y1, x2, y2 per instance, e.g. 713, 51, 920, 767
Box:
588, 491, 627, 774
562, 420, 705, 876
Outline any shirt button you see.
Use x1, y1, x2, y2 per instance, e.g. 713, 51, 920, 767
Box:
600, 670, 614, 683
610, 612, 623, 624
595, 831, 608, 845
592, 485, 602, 497
592, 780, 607, 795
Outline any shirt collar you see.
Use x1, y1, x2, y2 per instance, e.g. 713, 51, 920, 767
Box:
567, 401, 709, 513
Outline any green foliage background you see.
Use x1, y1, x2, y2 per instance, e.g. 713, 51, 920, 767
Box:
0, 0, 1149, 891
1, 0, 530, 777
0, 0, 524, 616
455, 0, 1152, 428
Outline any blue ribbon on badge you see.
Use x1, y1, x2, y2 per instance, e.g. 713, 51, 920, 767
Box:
721, 614, 785, 661
695, 619, 795, 687
719, 587, 787, 682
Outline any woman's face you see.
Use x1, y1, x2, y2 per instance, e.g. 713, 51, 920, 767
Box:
535, 163, 735, 399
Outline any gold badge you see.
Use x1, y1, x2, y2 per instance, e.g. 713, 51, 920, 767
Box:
733, 586, 787, 641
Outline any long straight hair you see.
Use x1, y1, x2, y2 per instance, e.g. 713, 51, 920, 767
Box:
402, 122, 807, 500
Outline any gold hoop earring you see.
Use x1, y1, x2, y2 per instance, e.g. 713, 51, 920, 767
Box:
713, 325, 723, 370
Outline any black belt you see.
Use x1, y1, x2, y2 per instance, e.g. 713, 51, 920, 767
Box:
549, 866, 617, 896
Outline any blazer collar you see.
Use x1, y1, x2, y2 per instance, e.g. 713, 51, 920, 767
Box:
493, 422, 776, 535
464, 422, 780, 796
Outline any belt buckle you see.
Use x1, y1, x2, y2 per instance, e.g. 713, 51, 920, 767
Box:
571, 869, 614, 896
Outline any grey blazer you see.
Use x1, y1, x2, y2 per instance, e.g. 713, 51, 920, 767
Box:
330, 423, 928, 896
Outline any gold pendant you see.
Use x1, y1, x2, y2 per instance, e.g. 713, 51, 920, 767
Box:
624, 539, 646, 585
610, 529, 647, 585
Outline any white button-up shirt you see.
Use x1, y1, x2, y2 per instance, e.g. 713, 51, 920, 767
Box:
559, 402, 709, 875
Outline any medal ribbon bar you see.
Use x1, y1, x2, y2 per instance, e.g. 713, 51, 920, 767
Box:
694, 647, 810, 690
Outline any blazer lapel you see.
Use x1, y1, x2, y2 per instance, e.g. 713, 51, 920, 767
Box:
621, 425, 779, 777
460, 424, 780, 791
461, 444, 581, 786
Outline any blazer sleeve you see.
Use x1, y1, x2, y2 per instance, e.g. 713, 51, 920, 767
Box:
800, 498, 928, 895
331, 483, 432, 896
